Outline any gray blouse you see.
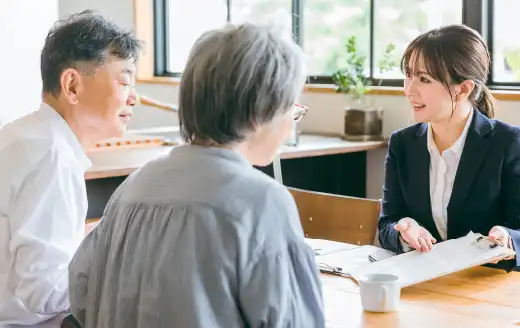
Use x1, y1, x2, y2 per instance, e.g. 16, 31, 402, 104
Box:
69, 145, 325, 328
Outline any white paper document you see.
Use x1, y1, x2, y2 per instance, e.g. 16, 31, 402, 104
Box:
305, 238, 356, 255
347, 231, 516, 287
315, 245, 391, 273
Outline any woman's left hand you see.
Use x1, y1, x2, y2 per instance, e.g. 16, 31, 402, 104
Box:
488, 226, 515, 262
488, 226, 511, 248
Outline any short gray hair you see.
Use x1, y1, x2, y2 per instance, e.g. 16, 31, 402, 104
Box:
179, 23, 306, 144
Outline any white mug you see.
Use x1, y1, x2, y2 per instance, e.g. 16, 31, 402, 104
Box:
359, 273, 401, 312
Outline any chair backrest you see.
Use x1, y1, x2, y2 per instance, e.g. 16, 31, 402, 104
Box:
373, 199, 383, 247
288, 187, 381, 246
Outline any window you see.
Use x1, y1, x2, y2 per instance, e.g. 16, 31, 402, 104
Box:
159, 0, 292, 76
229, 0, 292, 38
154, 0, 519, 89
304, 0, 370, 76
303, 0, 462, 79
165, 1, 227, 74
372, 0, 462, 79
491, 0, 520, 84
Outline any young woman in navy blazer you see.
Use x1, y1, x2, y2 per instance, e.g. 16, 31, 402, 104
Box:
378, 24, 520, 272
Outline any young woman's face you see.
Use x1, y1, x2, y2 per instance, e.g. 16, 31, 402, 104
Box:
404, 55, 457, 124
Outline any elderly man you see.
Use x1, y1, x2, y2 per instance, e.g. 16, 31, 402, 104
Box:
0, 10, 141, 327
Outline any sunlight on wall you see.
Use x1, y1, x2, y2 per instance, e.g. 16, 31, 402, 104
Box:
0, 1, 58, 126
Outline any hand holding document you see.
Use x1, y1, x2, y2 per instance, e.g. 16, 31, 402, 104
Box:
394, 217, 437, 252
488, 225, 515, 262
347, 231, 516, 288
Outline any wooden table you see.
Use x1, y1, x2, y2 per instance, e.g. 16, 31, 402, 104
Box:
316, 241, 520, 327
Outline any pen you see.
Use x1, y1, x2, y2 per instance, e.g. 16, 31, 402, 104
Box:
476, 235, 505, 248
317, 264, 350, 277
368, 254, 378, 262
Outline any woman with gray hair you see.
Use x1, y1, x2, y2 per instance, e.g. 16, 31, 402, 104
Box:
68, 23, 325, 328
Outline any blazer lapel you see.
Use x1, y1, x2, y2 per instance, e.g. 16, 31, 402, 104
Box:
407, 124, 439, 239
448, 110, 494, 217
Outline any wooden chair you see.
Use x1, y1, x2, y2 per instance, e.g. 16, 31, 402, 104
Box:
288, 187, 381, 246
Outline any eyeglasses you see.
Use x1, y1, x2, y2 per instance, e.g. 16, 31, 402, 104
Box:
293, 104, 308, 123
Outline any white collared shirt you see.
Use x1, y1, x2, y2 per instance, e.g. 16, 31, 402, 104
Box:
427, 109, 474, 241
0, 103, 91, 326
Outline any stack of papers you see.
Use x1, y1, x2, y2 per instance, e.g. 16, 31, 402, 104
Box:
305, 238, 355, 256
337, 232, 515, 287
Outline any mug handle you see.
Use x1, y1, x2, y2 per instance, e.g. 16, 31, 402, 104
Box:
380, 285, 388, 310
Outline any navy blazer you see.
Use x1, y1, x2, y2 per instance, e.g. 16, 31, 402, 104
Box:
378, 109, 520, 272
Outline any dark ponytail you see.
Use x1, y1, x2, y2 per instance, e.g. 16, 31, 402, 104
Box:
474, 84, 495, 119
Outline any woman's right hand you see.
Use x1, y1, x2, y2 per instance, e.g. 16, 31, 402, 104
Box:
394, 217, 437, 252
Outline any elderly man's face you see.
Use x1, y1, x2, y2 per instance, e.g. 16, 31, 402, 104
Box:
74, 56, 138, 141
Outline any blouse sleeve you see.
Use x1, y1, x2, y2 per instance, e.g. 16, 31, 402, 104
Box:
378, 131, 409, 253
237, 181, 326, 328
68, 223, 98, 326
499, 129, 520, 271
238, 242, 325, 328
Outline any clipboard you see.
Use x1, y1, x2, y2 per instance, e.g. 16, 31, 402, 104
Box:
324, 232, 515, 288
316, 245, 394, 282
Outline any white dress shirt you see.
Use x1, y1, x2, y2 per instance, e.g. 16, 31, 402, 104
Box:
0, 103, 91, 327
427, 110, 510, 245
427, 109, 473, 241
401, 110, 471, 250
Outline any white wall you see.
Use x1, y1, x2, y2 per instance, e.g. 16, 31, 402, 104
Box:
0, 0, 58, 126
58, 0, 520, 199
60, 0, 134, 30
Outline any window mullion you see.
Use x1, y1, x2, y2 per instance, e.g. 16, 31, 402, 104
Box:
462, 0, 487, 36
292, 0, 303, 47
463, 0, 495, 85
485, 0, 494, 85
227, 0, 231, 22
369, 0, 375, 80
153, 0, 169, 76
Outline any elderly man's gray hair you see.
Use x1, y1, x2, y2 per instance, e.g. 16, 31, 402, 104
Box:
179, 23, 307, 145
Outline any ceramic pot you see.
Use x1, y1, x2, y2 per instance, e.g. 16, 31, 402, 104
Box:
343, 106, 384, 141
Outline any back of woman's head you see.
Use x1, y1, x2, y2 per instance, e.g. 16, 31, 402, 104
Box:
401, 24, 495, 118
179, 23, 306, 145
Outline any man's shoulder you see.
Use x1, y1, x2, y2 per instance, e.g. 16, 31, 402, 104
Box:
0, 110, 54, 148
0, 134, 55, 167
0, 127, 59, 183
0, 125, 59, 208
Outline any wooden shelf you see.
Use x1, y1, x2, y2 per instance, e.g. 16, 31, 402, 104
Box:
85, 134, 387, 180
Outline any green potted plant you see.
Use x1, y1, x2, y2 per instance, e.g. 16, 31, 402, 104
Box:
332, 36, 397, 141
